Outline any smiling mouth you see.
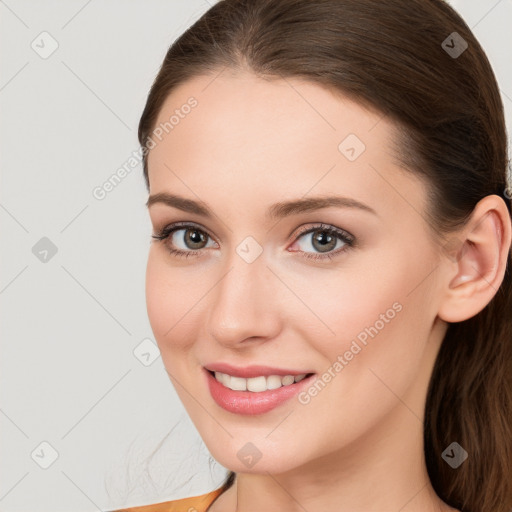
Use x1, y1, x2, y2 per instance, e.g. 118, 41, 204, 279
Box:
207, 369, 315, 392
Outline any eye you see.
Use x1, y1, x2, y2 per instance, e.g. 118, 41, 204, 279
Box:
151, 221, 355, 261
289, 223, 355, 261
151, 222, 217, 258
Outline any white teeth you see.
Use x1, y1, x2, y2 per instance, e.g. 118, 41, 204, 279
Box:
281, 375, 295, 386
266, 375, 283, 390
247, 376, 267, 392
229, 376, 247, 391
213, 371, 309, 392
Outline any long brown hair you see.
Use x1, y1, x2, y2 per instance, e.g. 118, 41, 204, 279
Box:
138, 1, 512, 510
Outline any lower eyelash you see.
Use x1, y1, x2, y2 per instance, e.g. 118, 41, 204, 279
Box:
301, 249, 340, 261
165, 247, 201, 259
152, 223, 354, 261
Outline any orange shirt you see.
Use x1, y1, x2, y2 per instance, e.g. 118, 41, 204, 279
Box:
112, 486, 225, 512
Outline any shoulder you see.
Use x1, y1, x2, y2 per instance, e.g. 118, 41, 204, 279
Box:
109, 486, 225, 512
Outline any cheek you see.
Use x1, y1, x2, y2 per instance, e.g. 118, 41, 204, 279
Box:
145, 249, 198, 356
298, 241, 438, 398
318, 236, 437, 346
274, 254, 438, 455
145, 251, 170, 342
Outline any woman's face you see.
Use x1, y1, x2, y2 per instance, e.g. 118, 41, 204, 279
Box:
145, 70, 448, 474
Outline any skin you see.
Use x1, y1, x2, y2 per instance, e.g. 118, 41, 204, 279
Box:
144, 69, 511, 512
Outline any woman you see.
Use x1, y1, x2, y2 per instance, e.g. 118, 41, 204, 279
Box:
115, 0, 512, 510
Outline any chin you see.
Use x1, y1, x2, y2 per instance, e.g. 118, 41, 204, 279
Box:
205, 438, 307, 475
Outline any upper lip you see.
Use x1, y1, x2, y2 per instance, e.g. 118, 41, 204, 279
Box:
204, 362, 314, 378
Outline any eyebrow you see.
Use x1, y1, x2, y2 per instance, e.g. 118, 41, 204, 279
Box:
146, 192, 377, 220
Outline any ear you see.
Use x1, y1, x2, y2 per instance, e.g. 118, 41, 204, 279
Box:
438, 195, 512, 323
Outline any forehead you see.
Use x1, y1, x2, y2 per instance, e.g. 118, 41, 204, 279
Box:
147, 70, 426, 221
150, 69, 389, 157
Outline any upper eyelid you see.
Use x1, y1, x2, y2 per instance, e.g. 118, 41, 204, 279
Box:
295, 223, 354, 240
165, 221, 218, 243
155, 221, 354, 246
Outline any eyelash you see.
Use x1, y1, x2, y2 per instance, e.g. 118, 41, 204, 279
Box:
151, 221, 355, 261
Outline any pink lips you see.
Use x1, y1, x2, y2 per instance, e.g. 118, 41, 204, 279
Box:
204, 365, 315, 415
204, 362, 313, 378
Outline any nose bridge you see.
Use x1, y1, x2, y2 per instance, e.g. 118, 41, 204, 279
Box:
206, 243, 280, 346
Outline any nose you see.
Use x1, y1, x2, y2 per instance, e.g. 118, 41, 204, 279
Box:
206, 249, 282, 349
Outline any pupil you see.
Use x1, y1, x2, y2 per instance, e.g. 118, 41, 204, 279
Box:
186, 229, 206, 249
313, 230, 336, 252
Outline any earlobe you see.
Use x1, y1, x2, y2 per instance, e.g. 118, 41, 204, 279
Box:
438, 196, 511, 323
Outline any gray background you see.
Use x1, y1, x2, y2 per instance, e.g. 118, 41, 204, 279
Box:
1, 1, 511, 511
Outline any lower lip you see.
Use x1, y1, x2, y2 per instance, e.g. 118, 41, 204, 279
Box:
205, 369, 316, 415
